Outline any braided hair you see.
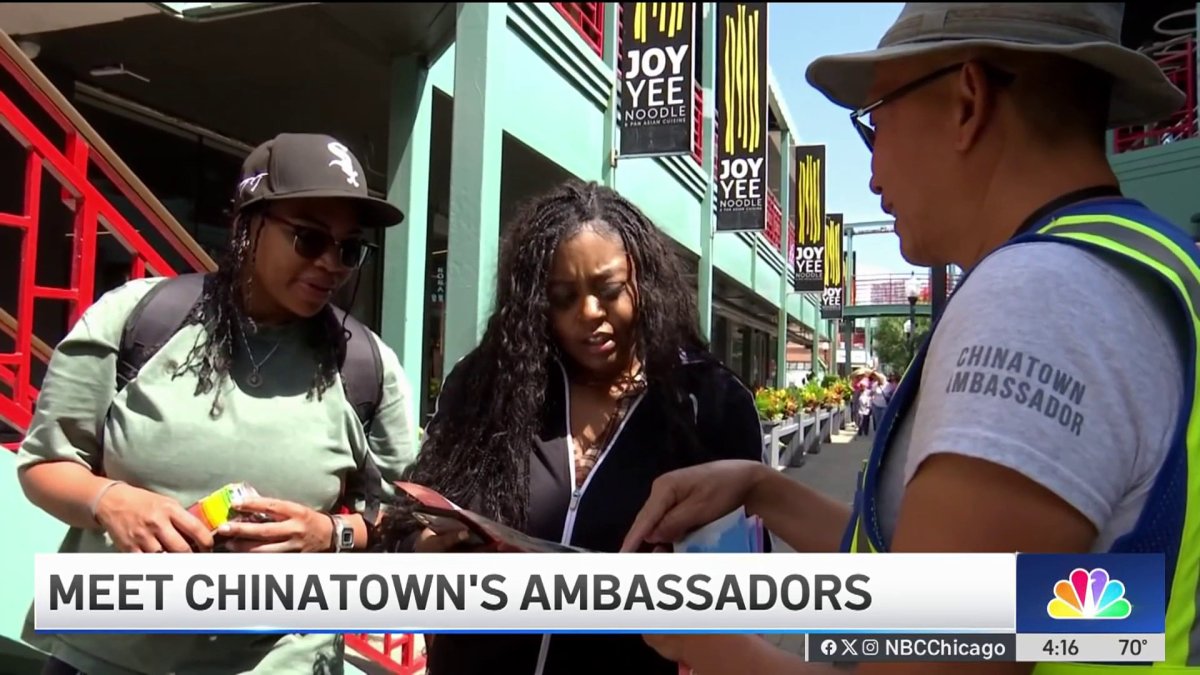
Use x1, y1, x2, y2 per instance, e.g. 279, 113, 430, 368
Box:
383, 180, 712, 544
174, 205, 347, 417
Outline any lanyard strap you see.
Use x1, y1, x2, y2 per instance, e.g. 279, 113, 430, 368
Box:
948, 184, 1126, 300
1009, 184, 1124, 239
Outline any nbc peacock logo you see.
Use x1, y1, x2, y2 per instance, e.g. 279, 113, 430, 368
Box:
1047, 568, 1132, 620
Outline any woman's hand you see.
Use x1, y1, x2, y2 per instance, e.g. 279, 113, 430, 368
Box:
217, 498, 334, 553
94, 483, 215, 553
414, 528, 475, 552
620, 460, 771, 552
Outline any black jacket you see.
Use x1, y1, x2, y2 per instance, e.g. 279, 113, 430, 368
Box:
424, 353, 767, 675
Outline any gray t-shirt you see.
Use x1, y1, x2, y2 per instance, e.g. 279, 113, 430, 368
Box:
878, 241, 1185, 552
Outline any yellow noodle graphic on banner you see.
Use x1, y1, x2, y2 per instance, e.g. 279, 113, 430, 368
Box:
796, 154, 823, 245
824, 217, 843, 288
751, 9, 759, 150
738, 6, 746, 148
634, 3, 686, 42
721, 4, 761, 155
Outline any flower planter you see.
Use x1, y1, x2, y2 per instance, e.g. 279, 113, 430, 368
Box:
762, 415, 802, 433
754, 378, 853, 457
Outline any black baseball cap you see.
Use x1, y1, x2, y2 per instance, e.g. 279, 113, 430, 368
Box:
233, 133, 404, 228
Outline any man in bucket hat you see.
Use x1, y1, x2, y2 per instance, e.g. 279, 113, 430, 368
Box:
622, 5, 1200, 673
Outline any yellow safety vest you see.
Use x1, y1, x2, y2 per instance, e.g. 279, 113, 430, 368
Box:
843, 207, 1200, 672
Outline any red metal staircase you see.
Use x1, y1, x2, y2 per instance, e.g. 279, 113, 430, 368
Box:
0, 29, 215, 448
0, 28, 425, 675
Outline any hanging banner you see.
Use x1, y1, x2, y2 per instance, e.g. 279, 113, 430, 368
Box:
821, 213, 845, 319
620, 3, 696, 157
714, 2, 768, 232
793, 145, 826, 291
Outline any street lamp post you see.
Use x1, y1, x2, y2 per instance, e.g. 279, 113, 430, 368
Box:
905, 274, 921, 358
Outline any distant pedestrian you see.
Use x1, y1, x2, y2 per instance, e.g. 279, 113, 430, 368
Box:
870, 382, 889, 428
856, 387, 872, 436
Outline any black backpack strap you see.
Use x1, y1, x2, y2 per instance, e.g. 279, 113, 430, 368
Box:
117, 273, 208, 391
119, 282, 383, 431
332, 306, 386, 526
332, 307, 384, 432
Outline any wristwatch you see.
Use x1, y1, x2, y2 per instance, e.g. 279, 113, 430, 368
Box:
330, 514, 354, 552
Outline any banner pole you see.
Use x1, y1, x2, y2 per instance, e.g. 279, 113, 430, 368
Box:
602, 2, 619, 187
776, 129, 791, 388
698, 2, 716, 340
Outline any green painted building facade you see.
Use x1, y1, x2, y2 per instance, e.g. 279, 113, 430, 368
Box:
1107, 3, 1200, 238
376, 3, 831, 423
7, 3, 1193, 669
0, 2, 831, 667
1111, 139, 1200, 237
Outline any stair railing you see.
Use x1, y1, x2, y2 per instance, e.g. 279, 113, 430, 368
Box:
0, 28, 214, 446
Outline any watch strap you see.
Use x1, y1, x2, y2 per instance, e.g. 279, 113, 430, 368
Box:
329, 514, 353, 552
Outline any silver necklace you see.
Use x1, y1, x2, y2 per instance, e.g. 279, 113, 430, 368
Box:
238, 322, 281, 388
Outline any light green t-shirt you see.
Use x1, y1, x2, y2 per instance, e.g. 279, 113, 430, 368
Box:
15, 277, 418, 675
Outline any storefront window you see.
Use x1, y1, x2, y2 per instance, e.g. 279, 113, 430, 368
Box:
80, 101, 241, 293
731, 325, 747, 384
767, 336, 778, 385
750, 330, 765, 388
712, 315, 729, 364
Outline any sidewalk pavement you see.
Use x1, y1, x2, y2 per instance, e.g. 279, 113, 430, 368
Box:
782, 422, 872, 510
765, 420, 875, 659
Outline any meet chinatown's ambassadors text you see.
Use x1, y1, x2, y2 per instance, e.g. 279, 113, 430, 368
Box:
51, 572, 872, 613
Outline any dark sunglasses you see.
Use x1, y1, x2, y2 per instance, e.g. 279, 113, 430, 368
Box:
267, 214, 376, 269
850, 61, 1014, 151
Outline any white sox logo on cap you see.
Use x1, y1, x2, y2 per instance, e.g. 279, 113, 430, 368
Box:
234, 133, 403, 227
327, 142, 360, 189
237, 172, 267, 197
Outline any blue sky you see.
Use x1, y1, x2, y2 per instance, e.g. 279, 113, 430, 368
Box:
768, 3, 922, 276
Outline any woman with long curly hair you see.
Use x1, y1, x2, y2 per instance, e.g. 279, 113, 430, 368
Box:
16, 133, 416, 675
383, 180, 766, 675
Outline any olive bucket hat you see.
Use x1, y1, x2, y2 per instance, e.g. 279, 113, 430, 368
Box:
805, 3, 1186, 128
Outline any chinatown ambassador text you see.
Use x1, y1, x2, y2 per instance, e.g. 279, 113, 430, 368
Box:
51, 571, 874, 614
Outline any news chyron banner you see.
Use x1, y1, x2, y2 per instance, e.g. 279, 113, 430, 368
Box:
35, 553, 1167, 663
619, 3, 696, 158
715, 2, 768, 232
793, 145, 826, 291
820, 213, 845, 319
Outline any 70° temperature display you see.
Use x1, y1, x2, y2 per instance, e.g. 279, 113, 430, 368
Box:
1018, 634, 1163, 662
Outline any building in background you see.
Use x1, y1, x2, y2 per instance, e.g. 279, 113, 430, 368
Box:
1108, 3, 1199, 235
0, 3, 836, 672
0, 3, 1192, 672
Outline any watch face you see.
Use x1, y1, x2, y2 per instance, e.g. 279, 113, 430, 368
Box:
339, 526, 355, 549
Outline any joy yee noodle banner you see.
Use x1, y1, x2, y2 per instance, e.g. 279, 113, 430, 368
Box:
821, 213, 845, 319
715, 2, 768, 232
619, 3, 696, 157
793, 145, 826, 291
